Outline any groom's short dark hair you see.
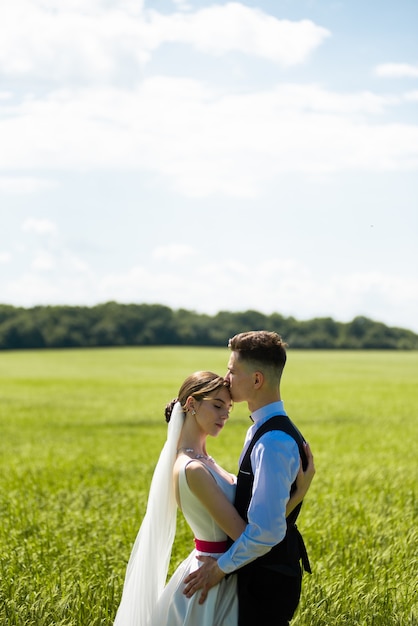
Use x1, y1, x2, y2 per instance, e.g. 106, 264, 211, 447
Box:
228, 331, 287, 375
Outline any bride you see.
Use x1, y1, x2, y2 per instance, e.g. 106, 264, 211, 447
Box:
113, 371, 314, 626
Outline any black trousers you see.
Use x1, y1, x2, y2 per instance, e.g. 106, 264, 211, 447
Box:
237, 564, 302, 626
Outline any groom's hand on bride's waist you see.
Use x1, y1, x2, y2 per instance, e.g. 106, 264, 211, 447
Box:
183, 556, 225, 604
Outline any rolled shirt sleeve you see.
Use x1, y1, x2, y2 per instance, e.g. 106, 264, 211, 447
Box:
217, 429, 300, 574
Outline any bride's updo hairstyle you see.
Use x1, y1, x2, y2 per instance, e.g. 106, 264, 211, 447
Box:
165, 371, 227, 423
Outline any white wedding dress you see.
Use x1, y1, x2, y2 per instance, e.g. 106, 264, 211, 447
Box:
149, 456, 238, 626
113, 401, 238, 626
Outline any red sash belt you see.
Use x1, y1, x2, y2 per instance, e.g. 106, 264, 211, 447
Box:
194, 539, 228, 553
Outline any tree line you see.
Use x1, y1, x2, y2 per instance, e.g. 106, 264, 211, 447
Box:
0, 302, 417, 350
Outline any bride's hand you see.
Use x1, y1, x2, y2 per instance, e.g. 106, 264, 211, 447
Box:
295, 442, 315, 499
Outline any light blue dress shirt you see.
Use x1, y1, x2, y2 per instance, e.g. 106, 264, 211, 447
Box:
217, 401, 300, 574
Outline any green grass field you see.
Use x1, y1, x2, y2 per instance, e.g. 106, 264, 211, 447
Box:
0, 347, 417, 625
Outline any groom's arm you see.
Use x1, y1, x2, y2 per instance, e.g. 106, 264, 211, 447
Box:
217, 433, 299, 572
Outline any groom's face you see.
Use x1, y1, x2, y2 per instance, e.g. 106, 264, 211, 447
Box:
225, 352, 253, 403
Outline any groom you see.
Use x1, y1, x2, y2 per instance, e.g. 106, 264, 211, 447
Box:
183, 330, 312, 626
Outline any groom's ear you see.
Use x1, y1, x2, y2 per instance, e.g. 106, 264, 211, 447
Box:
253, 371, 264, 388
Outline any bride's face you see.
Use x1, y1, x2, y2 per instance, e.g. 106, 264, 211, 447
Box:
194, 387, 232, 438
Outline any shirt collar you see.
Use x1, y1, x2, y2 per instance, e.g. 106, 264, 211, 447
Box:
251, 401, 286, 426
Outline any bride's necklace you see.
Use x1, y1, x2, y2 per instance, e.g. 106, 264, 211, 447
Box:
177, 447, 215, 463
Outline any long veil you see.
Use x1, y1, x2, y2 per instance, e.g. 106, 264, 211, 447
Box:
113, 402, 184, 625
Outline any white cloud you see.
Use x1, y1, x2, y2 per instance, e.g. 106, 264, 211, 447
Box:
1, 80, 417, 196
98, 264, 188, 304
1, 271, 94, 305
0, 1, 329, 85
148, 4, 330, 66
375, 63, 418, 79
22, 218, 58, 234
0, 176, 57, 194
68, 255, 91, 273
265, 83, 399, 114
172, 0, 192, 11
31, 250, 55, 271
404, 90, 418, 102
317, 272, 418, 329
0, 252, 11, 263
152, 244, 195, 262
91, 258, 418, 326
0, 0, 149, 81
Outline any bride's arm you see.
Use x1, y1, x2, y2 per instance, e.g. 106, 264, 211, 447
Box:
184, 461, 247, 540
286, 442, 315, 517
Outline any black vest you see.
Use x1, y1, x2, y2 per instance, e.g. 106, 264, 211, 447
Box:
234, 415, 311, 576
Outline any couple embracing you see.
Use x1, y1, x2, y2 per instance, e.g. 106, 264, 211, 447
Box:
113, 330, 315, 626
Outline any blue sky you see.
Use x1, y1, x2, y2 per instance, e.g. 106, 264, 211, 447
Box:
1, 0, 417, 332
